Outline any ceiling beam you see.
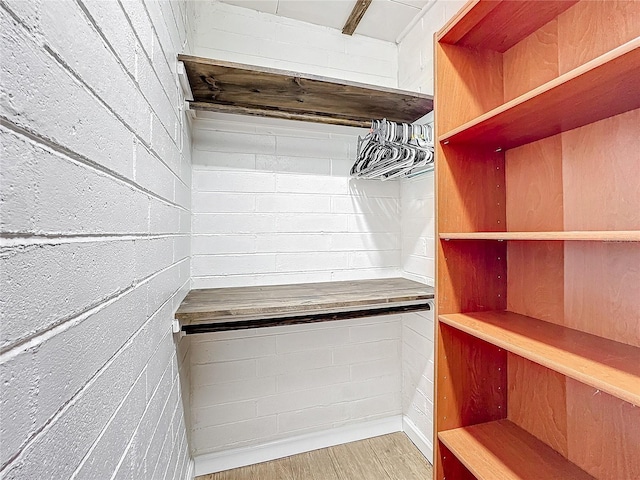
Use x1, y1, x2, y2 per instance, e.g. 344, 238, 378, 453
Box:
342, 0, 373, 36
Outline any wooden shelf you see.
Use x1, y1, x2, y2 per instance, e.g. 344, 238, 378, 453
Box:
437, 0, 579, 52
178, 55, 433, 128
438, 420, 595, 480
435, 1, 640, 478
175, 278, 434, 334
439, 231, 640, 241
439, 310, 640, 406
439, 38, 640, 149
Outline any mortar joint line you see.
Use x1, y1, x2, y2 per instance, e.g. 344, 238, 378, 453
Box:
0, 119, 189, 212
14, 0, 185, 188
0, 262, 189, 474
74, 0, 181, 134
41, 42, 183, 185
0, 256, 190, 358
70, 336, 180, 480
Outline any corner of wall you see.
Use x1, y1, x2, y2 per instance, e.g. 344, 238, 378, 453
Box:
190, 0, 399, 88
0, 0, 194, 477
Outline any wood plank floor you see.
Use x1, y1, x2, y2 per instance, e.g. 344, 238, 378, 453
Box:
196, 433, 433, 480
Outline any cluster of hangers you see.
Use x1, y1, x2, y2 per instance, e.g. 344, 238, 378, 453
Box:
350, 119, 434, 180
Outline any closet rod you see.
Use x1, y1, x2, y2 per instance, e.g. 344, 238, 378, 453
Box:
181, 302, 431, 335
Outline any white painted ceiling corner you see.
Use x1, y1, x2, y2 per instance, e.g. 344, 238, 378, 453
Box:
215, 0, 438, 44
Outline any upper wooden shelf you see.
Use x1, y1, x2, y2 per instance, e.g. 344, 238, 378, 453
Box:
438, 420, 594, 480
176, 278, 434, 334
439, 231, 640, 242
178, 55, 433, 128
438, 0, 579, 52
439, 311, 640, 406
439, 38, 640, 149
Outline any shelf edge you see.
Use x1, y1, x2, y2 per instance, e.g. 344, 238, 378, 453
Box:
438, 231, 640, 241
438, 38, 640, 146
438, 420, 596, 480
439, 311, 640, 406
182, 301, 432, 334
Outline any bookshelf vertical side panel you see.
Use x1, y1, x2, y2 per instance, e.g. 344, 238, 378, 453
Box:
436, 145, 506, 234
435, 325, 507, 478
436, 443, 475, 480
435, 43, 503, 133
437, 240, 507, 315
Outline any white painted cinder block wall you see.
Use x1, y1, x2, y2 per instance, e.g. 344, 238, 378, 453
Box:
186, 2, 469, 474
1, 0, 193, 478
191, 116, 402, 288
192, 0, 398, 87
397, 0, 467, 462
189, 5, 409, 473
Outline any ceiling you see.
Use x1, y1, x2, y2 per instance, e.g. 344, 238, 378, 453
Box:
216, 0, 435, 43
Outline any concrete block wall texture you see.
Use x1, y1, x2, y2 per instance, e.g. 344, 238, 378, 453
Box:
400, 166, 435, 286
185, 0, 465, 465
191, 0, 399, 88
397, 0, 468, 94
396, 1, 467, 460
398, 165, 436, 459
190, 315, 403, 456
187, 0, 404, 454
399, 149, 436, 458
191, 115, 402, 288
1, 0, 192, 478
398, 119, 436, 458
400, 308, 435, 458
189, 114, 413, 460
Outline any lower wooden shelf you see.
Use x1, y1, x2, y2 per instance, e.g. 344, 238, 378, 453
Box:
439, 310, 640, 405
438, 420, 594, 480
176, 278, 434, 334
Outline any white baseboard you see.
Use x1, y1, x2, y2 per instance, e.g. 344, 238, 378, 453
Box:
185, 459, 194, 480
402, 415, 433, 464
193, 416, 403, 476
